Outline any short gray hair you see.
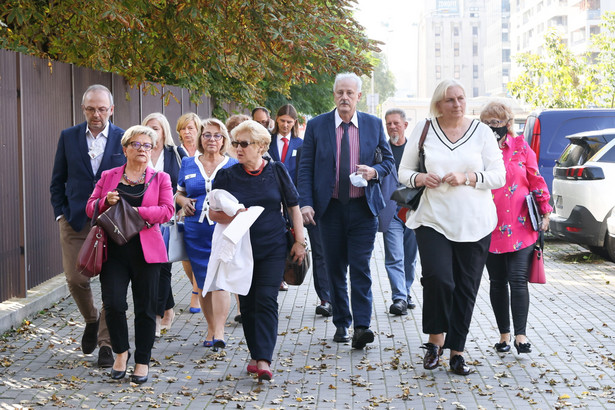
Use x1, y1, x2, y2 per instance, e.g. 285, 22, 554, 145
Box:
121, 125, 158, 148
385, 108, 407, 121
81, 84, 114, 106
334, 73, 362, 93
430, 79, 466, 118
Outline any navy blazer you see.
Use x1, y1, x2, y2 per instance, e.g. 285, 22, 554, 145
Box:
267, 134, 303, 184
162, 145, 187, 194
50, 121, 126, 232
297, 110, 394, 219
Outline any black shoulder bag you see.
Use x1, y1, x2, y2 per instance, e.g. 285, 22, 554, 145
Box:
271, 161, 311, 286
390, 119, 431, 210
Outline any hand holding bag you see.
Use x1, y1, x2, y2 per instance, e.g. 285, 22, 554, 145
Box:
97, 172, 158, 246
77, 198, 107, 278
391, 119, 431, 210
272, 162, 311, 286
529, 231, 546, 284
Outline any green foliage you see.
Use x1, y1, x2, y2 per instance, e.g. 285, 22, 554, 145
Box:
357, 52, 396, 115
0, 0, 379, 116
508, 29, 601, 108
264, 72, 335, 118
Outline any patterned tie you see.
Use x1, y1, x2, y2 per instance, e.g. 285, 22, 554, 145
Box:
338, 122, 350, 204
281, 137, 289, 163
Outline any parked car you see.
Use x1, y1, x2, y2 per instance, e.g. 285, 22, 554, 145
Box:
550, 129, 615, 260
523, 109, 615, 195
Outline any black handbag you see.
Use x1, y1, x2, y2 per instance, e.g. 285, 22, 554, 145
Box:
391, 119, 431, 210
271, 162, 311, 286
97, 172, 158, 245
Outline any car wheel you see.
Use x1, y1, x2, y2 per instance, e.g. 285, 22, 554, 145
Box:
606, 233, 615, 262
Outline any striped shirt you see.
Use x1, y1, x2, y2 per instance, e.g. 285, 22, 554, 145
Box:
333, 110, 364, 199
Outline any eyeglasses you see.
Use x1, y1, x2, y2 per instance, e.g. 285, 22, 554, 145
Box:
483, 119, 508, 127
128, 141, 153, 151
231, 140, 256, 148
203, 133, 224, 140
84, 106, 110, 115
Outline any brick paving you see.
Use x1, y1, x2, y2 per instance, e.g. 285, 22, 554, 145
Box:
1, 236, 615, 409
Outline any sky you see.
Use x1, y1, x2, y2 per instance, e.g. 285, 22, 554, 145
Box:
354, 0, 423, 98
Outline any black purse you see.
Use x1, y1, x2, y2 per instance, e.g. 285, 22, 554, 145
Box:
391, 119, 431, 210
271, 162, 311, 286
97, 172, 158, 245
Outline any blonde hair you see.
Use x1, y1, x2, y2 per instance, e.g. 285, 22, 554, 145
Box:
121, 125, 158, 147
480, 101, 515, 136
429, 79, 466, 118
176, 113, 202, 142
199, 118, 230, 155
231, 120, 271, 154
142, 112, 175, 147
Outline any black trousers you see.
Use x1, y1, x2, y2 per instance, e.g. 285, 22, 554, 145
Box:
239, 252, 285, 363
415, 226, 491, 352
156, 262, 175, 316
486, 245, 533, 336
100, 237, 160, 365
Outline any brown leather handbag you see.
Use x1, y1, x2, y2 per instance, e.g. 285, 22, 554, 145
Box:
97, 172, 158, 246
77, 199, 107, 277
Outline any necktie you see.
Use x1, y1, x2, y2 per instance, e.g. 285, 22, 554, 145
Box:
338, 122, 350, 204
281, 137, 289, 163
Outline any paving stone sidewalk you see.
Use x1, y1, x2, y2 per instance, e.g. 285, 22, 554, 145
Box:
1, 236, 615, 409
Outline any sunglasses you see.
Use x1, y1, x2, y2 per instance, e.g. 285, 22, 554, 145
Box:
231, 140, 256, 148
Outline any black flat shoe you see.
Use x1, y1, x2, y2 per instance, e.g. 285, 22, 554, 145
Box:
449, 354, 472, 376
110, 352, 130, 380
421, 343, 442, 370
494, 341, 511, 353
514, 340, 532, 354
352, 327, 374, 349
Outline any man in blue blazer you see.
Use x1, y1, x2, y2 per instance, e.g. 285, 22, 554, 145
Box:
50, 84, 126, 368
297, 73, 394, 349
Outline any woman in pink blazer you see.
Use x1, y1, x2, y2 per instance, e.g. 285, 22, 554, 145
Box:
86, 125, 174, 384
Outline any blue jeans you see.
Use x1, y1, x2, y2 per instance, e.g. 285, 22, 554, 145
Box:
383, 212, 417, 302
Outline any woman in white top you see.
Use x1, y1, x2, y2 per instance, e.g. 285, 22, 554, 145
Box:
142, 113, 187, 336
398, 79, 505, 375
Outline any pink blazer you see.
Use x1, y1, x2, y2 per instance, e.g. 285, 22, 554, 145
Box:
86, 165, 174, 263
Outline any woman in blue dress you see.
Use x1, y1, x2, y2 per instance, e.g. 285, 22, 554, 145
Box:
176, 118, 237, 349
210, 120, 307, 381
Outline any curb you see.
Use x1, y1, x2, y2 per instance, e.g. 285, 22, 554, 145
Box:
0, 273, 69, 334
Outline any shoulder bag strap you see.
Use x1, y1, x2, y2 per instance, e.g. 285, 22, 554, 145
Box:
119, 171, 159, 199
173, 146, 182, 168
271, 161, 293, 230
417, 120, 431, 173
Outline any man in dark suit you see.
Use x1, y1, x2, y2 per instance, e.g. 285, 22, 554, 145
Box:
297, 73, 394, 349
50, 84, 126, 367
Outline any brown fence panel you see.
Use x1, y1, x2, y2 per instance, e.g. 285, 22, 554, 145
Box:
20, 55, 72, 289
72, 67, 113, 127
112, 75, 141, 130
0, 50, 23, 300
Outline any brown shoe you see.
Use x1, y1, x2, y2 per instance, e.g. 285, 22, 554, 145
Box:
421, 342, 442, 370
97, 346, 114, 368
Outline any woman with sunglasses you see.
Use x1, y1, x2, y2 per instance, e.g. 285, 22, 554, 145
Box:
86, 125, 174, 384
176, 118, 238, 349
209, 120, 306, 382
479, 101, 552, 355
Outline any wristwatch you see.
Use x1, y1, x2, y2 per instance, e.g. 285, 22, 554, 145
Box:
464, 173, 470, 186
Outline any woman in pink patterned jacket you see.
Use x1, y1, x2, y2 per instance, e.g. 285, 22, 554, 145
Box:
480, 102, 552, 356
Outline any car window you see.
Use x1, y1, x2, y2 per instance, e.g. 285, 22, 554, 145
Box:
597, 144, 615, 163
557, 139, 607, 167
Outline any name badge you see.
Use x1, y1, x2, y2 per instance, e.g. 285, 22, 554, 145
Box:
88, 146, 104, 159
291, 150, 297, 157
185, 173, 197, 180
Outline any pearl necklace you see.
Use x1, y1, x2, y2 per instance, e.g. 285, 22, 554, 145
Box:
123, 171, 146, 185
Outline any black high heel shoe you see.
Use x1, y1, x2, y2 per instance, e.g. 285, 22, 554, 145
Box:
110, 352, 130, 380
130, 366, 149, 384
514, 340, 532, 354
494, 341, 511, 353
